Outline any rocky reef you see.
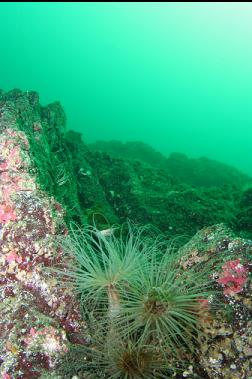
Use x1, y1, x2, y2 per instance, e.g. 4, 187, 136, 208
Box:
88, 140, 251, 187
0, 93, 84, 378
0, 89, 251, 378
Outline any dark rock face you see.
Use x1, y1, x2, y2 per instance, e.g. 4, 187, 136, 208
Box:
87, 152, 241, 237
88, 140, 252, 188
88, 139, 168, 169
166, 153, 252, 188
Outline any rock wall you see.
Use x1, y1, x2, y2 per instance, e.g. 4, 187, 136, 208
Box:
0, 97, 84, 378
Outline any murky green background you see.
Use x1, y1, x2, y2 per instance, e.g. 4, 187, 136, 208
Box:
1, 2, 252, 174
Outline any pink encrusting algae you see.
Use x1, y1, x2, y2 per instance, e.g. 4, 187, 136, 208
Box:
0, 204, 16, 223
217, 259, 248, 296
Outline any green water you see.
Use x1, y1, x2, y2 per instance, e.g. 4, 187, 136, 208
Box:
1, 2, 252, 175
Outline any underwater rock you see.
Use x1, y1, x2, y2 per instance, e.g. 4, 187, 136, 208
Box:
87, 151, 242, 237
1, 89, 251, 378
88, 140, 252, 188
65, 130, 118, 227
179, 224, 252, 379
0, 103, 85, 378
88, 139, 168, 169
1, 89, 250, 239
0, 88, 113, 228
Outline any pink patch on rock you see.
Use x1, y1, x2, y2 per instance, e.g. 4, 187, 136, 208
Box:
6, 252, 22, 265
6, 252, 19, 263
0, 204, 16, 223
0, 160, 8, 171
29, 327, 37, 337
217, 259, 248, 296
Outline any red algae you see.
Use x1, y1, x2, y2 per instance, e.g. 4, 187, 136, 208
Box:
217, 259, 248, 296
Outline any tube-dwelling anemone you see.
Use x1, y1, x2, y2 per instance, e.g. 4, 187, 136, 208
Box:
55, 223, 154, 316
56, 222, 218, 377
115, 249, 215, 356
107, 342, 172, 378
85, 335, 175, 379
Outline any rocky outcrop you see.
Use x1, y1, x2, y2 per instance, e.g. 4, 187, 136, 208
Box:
86, 150, 242, 237
88, 140, 252, 188
0, 100, 84, 378
0, 89, 116, 229
179, 224, 252, 379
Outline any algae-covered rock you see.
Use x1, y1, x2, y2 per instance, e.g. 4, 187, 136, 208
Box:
179, 224, 252, 379
0, 89, 83, 226
0, 104, 85, 378
86, 150, 241, 237
88, 139, 168, 169
166, 152, 252, 188
88, 140, 252, 188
